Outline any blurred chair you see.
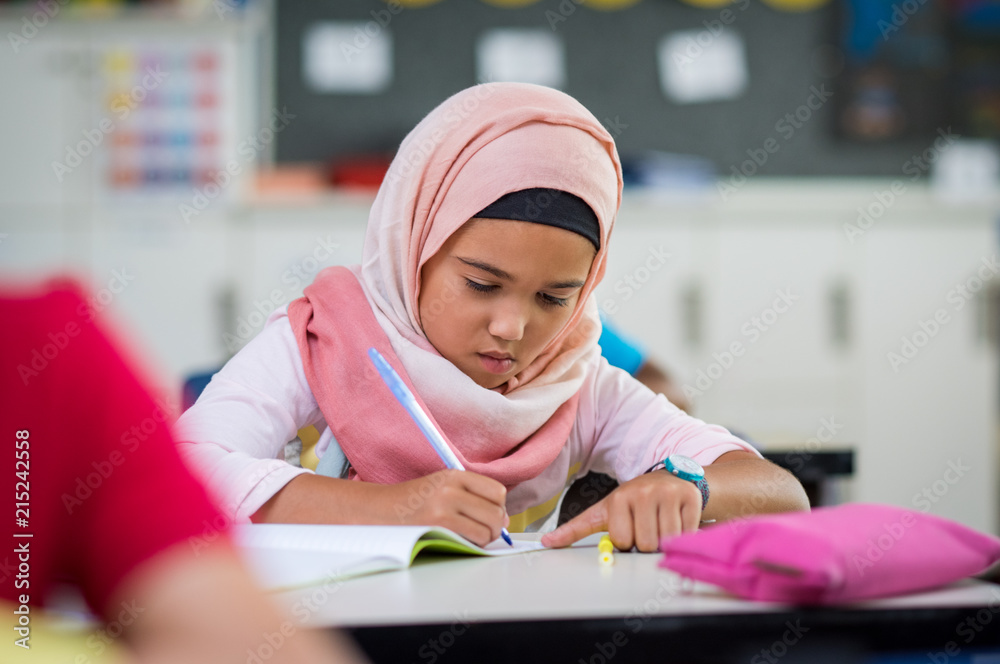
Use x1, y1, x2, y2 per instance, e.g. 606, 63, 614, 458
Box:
182, 368, 218, 411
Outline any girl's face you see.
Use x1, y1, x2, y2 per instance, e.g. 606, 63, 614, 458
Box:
418, 218, 596, 390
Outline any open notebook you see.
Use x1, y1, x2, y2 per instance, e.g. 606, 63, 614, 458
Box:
234, 524, 547, 590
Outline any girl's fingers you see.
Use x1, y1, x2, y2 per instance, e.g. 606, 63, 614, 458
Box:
456, 471, 508, 507
455, 493, 507, 543
606, 495, 635, 551
633, 499, 661, 552
680, 487, 702, 533
657, 499, 684, 545
540, 501, 608, 548
447, 513, 499, 548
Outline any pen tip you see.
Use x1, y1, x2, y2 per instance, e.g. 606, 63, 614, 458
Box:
501, 529, 513, 546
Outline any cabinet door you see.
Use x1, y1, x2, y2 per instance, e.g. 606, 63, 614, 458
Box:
594, 199, 704, 384
0, 211, 89, 276
88, 211, 232, 395
858, 223, 998, 533
699, 222, 860, 450
598, 200, 861, 453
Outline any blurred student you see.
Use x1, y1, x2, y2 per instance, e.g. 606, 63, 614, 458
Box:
1, 280, 365, 664
597, 317, 692, 413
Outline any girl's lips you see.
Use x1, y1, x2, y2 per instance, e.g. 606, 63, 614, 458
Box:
478, 353, 514, 374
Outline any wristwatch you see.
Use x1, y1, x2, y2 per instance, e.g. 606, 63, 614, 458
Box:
646, 454, 710, 511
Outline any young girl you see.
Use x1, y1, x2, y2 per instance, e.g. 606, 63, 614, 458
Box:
175, 83, 808, 552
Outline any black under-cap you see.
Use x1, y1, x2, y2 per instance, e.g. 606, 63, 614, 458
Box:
474, 188, 600, 251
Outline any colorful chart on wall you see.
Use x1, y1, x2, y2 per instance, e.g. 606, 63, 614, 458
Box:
95, 39, 237, 204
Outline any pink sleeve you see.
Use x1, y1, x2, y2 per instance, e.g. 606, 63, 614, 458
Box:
573, 357, 761, 482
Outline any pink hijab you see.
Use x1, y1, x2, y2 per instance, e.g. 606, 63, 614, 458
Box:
288, 83, 622, 499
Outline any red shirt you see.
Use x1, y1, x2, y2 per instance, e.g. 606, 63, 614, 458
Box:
1, 280, 224, 615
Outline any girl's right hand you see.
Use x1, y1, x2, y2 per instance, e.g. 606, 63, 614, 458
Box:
385, 469, 509, 547
251, 471, 509, 548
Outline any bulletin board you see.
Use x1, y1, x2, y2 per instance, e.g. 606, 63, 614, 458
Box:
273, 0, 968, 178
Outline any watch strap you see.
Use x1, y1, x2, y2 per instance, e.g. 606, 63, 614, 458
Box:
644, 459, 710, 511
693, 476, 710, 511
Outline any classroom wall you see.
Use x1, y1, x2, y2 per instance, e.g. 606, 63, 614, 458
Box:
0, 3, 998, 535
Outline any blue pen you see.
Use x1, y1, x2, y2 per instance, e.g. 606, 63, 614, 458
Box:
367, 347, 513, 547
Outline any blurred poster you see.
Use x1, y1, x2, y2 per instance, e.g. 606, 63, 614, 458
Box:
835, 0, 950, 142
951, 1, 1000, 140
94, 39, 237, 203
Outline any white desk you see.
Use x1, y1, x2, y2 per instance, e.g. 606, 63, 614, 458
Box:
271, 544, 1000, 663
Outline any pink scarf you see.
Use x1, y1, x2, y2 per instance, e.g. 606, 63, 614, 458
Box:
288, 83, 622, 497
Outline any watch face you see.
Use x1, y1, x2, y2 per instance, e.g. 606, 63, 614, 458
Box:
667, 454, 704, 480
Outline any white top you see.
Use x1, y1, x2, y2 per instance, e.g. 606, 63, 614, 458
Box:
174, 307, 759, 525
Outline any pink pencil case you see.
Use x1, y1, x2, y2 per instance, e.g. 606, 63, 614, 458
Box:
659, 503, 1000, 604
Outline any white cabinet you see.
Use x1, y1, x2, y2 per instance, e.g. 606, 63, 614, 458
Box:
856, 223, 997, 533
87, 212, 233, 386
601, 184, 999, 534
604, 193, 863, 444
698, 222, 858, 445
595, 204, 704, 379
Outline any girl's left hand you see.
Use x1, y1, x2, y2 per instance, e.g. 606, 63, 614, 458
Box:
540, 471, 702, 552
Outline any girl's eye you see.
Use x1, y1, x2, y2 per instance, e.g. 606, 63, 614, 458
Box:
539, 293, 569, 308
465, 279, 496, 293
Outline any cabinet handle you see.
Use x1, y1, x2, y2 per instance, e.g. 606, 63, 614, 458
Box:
217, 283, 238, 359
828, 282, 850, 348
979, 284, 999, 348
681, 282, 702, 348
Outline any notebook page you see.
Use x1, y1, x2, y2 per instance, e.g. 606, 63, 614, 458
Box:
475, 537, 546, 555
235, 524, 438, 566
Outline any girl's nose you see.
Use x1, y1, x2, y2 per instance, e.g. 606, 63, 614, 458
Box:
487, 299, 527, 341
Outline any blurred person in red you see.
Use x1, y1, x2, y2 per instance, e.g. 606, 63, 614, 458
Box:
1, 278, 366, 663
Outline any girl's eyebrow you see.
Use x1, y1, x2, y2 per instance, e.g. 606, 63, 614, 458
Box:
548, 279, 586, 290
456, 257, 585, 290
457, 257, 512, 281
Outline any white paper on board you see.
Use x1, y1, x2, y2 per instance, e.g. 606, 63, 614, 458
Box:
476, 29, 565, 89
931, 139, 1000, 204
303, 22, 393, 94
658, 30, 748, 104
